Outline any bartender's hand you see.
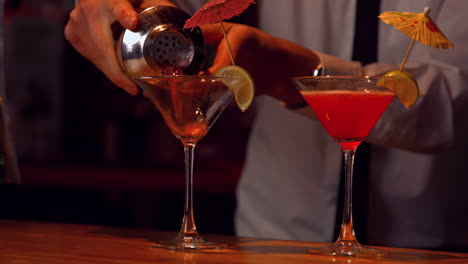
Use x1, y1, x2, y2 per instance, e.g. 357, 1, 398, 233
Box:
64, 0, 175, 95
202, 23, 321, 107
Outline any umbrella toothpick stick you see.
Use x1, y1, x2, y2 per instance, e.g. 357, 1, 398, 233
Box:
399, 7, 431, 71
399, 39, 415, 71
220, 21, 236, 66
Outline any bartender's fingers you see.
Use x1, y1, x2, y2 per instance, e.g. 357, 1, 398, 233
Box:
138, 0, 176, 10
110, 0, 138, 29
200, 23, 226, 46
202, 23, 281, 96
110, 0, 176, 27
201, 23, 241, 74
65, 0, 139, 95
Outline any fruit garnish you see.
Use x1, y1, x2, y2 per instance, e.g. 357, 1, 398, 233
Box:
377, 70, 419, 108
215, 65, 255, 112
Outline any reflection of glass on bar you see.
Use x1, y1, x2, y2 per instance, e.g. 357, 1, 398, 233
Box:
0, 0, 21, 184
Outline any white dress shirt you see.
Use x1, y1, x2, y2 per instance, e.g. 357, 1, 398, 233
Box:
174, 0, 468, 251
236, 0, 468, 251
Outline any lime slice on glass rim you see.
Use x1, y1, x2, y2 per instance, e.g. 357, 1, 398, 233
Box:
377, 70, 419, 109
215, 65, 255, 112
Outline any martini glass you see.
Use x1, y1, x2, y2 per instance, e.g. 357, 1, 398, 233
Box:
135, 75, 238, 250
292, 76, 396, 258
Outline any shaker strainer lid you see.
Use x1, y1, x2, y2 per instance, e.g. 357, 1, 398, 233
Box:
149, 29, 195, 72
117, 6, 206, 79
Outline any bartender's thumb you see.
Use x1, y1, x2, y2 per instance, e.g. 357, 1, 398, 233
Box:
112, 0, 138, 30
207, 53, 232, 75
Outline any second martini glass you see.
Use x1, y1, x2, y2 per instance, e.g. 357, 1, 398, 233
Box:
135, 75, 238, 250
292, 76, 396, 257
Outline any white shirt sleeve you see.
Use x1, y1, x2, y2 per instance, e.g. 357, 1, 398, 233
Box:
364, 61, 456, 153
364, 1, 467, 154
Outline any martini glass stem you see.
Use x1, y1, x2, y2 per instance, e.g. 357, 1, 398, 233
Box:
179, 142, 200, 238
337, 148, 358, 243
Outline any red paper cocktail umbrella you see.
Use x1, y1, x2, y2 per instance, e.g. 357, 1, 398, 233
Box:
184, 0, 255, 65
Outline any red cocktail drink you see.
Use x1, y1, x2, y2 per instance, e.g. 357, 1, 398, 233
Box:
302, 90, 395, 150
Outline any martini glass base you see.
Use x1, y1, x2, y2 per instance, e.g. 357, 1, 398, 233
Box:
307, 241, 386, 258
151, 233, 227, 251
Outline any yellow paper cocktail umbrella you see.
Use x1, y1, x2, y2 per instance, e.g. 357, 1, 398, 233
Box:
379, 7, 455, 71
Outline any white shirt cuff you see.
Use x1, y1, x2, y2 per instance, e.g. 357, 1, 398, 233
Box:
316, 52, 363, 76
287, 53, 363, 118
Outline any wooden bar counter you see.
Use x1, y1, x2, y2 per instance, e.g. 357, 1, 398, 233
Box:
0, 220, 466, 264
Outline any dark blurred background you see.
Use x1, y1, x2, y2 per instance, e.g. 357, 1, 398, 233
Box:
0, 0, 257, 235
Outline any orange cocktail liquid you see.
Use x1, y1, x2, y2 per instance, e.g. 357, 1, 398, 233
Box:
302, 90, 395, 150
164, 68, 185, 122
165, 119, 208, 141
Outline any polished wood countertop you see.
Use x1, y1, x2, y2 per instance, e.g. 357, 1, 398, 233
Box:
0, 220, 466, 264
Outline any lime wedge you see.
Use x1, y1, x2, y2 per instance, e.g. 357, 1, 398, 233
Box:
378, 70, 419, 109
215, 65, 255, 112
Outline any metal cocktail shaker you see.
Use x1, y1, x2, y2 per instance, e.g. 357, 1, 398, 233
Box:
116, 6, 206, 79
